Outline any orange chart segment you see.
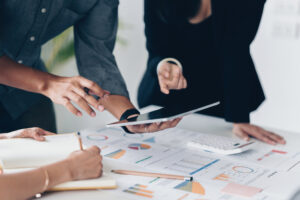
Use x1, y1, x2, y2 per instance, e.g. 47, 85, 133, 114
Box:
128, 143, 151, 150
214, 174, 229, 181
174, 181, 206, 195
105, 149, 126, 159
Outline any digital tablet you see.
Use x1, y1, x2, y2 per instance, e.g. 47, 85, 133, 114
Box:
106, 101, 220, 127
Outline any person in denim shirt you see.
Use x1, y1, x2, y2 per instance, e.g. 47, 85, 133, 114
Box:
0, 0, 180, 133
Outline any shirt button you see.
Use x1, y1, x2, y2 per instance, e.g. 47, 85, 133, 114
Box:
30, 36, 35, 42
18, 60, 23, 64
41, 8, 47, 13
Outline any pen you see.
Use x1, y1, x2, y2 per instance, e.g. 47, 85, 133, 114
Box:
77, 132, 83, 151
111, 170, 193, 181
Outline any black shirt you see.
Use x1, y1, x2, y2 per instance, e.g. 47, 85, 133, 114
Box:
138, 0, 266, 123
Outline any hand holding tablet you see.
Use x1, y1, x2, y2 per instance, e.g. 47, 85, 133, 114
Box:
107, 101, 220, 129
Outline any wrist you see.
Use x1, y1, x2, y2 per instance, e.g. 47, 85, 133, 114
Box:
99, 95, 136, 119
39, 74, 59, 96
62, 159, 74, 181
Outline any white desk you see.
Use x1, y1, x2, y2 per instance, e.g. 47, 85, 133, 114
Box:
37, 111, 300, 200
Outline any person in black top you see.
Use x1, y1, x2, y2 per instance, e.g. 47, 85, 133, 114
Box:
138, 0, 286, 144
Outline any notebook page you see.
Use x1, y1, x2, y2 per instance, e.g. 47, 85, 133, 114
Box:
0, 133, 79, 169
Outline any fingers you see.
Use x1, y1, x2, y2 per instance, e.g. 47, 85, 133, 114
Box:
62, 97, 82, 116
127, 117, 183, 134
68, 91, 96, 117
260, 129, 286, 145
233, 124, 286, 145
233, 127, 250, 141
245, 127, 278, 145
177, 76, 185, 89
170, 117, 182, 127
158, 64, 187, 94
38, 129, 55, 136
78, 77, 109, 98
72, 87, 104, 112
158, 75, 170, 94
87, 146, 101, 155
159, 64, 171, 79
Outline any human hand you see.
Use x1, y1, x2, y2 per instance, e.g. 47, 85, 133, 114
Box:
66, 146, 103, 181
233, 123, 286, 145
126, 118, 182, 133
3, 127, 55, 141
158, 61, 187, 94
43, 75, 110, 117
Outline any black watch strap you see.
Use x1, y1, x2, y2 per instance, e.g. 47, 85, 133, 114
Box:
120, 108, 140, 134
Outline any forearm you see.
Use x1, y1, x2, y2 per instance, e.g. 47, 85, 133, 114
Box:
0, 56, 54, 94
0, 160, 71, 200
100, 95, 135, 119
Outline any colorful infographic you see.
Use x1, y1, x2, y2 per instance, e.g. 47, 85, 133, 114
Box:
123, 184, 154, 198
105, 149, 126, 159
128, 143, 151, 150
174, 181, 206, 195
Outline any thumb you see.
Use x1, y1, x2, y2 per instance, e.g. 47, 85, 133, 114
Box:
233, 128, 250, 141
34, 134, 45, 141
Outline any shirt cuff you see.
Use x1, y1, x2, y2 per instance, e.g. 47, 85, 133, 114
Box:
156, 58, 183, 74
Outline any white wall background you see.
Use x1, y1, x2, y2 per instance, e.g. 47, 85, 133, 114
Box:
52, 0, 300, 134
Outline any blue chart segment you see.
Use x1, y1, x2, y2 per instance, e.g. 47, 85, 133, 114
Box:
143, 137, 156, 143
164, 154, 220, 175
123, 133, 144, 139
87, 134, 108, 141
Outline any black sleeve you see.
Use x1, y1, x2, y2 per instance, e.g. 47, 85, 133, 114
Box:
138, 0, 173, 108
219, 0, 266, 123
144, 0, 173, 76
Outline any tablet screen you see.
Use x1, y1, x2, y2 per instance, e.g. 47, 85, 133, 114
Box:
107, 101, 220, 127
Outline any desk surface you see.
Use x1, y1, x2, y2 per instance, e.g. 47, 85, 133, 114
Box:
37, 110, 300, 200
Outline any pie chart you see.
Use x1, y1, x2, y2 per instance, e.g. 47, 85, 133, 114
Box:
128, 143, 151, 150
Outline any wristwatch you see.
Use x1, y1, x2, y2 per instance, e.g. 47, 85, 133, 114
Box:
120, 108, 140, 134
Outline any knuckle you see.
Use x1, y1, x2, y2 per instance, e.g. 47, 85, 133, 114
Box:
75, 96, 83, 103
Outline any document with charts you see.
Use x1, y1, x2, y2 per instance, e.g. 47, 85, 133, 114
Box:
80, 127, 300, 200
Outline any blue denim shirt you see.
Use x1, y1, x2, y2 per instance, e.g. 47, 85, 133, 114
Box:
0, 0, 129, 119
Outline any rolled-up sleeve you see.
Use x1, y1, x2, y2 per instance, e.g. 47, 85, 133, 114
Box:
74, 0, 129, 98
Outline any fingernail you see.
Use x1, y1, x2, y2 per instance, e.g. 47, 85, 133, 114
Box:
98, 105, 104, 111
91, 112, 96, 117
77, 112, 82, 116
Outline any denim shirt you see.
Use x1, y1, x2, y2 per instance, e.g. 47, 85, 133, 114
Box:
0, 0, 129, 119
